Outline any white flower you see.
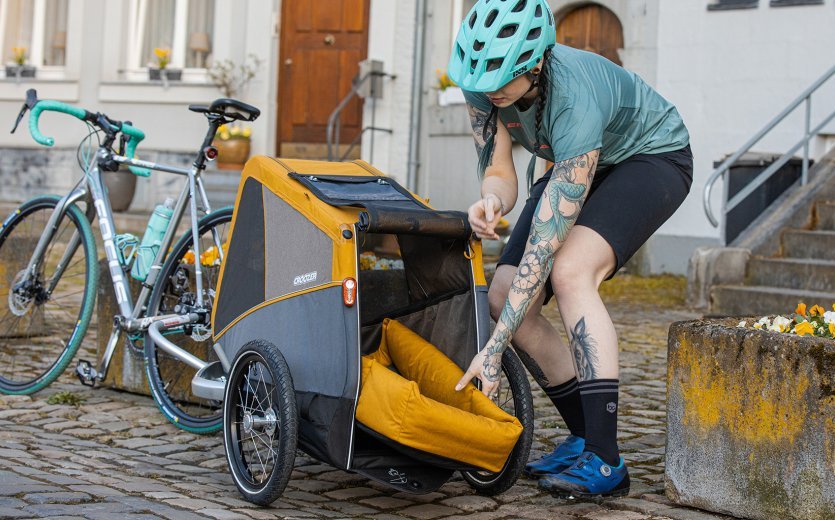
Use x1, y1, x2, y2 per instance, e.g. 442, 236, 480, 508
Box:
753, 316, 771, 330
768, 316, 791, 333
823, 311, 835, 324
737, 321, 747, 328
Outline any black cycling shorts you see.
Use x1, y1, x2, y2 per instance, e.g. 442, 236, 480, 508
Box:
497, 145, 693, 303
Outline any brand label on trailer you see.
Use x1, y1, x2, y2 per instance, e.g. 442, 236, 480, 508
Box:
293, 271, 318, 286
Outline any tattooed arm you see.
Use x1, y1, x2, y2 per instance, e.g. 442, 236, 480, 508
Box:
456, 150, 600, 396
466, 102, 518, 239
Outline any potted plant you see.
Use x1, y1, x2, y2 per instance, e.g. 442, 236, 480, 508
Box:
436, 69, 464, 106
6, 46, 36, 80
148, 47, 182, 83
207, 54, 263, 98
213, 124, 252, 170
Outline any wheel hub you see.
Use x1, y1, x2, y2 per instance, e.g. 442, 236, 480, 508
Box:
8, 270, 36, 317
241, 408, 277, 436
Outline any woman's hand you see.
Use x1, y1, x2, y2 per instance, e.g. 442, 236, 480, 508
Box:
468, 194, 503, 240
455, 347, 503, 399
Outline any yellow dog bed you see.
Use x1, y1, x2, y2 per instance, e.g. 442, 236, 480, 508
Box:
356, 319, 523, 473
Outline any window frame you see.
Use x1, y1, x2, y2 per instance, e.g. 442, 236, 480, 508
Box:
0, 0, 69, 79
124, 0, 216, 83
707, 0, 759, 10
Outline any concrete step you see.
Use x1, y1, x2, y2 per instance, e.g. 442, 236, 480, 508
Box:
781, 229, 835, 260
709, 284, 835, 317
280, 142, 360, 161
746, 256, 835, 292
814, 200, 835, 231
202, 169, 242, 209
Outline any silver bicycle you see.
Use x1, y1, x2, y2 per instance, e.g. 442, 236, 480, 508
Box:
0, 89, 259, 433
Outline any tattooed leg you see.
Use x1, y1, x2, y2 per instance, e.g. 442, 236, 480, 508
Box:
569, 317, 600, 380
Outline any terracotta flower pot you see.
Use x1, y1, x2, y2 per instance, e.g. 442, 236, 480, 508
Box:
213, 138, 251, 170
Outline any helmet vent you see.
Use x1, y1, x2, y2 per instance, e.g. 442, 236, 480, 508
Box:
535, 4, 542, 17
511, 0, 527, 12
469, 11, 477, 28
473, 40, 485, 51
526, 27, 541, 40
498, 24, 518, 38
486, 58, 504, 72
485, 9, 499, 28
515, 50, 533, 66
470, 59, 478, 73
457, 44, 465, 60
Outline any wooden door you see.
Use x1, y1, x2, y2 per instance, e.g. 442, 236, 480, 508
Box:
277, 0, 370, 156
556, 5, 623, 66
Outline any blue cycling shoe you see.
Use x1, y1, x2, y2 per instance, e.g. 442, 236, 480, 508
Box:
524, 435, 585, 478
538, 451, 630, 499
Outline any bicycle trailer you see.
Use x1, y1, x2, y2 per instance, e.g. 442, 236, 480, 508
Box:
203, 157, 533, 504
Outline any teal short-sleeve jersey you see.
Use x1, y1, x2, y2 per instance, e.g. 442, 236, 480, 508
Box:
463, 44, 690, 167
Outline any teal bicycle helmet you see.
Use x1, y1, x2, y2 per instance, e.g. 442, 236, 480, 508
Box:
448, 0, 556, 92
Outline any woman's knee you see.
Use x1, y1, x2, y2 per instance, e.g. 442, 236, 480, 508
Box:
550, 252, 609, 297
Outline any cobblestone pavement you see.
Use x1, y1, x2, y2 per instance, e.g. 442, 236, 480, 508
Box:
0, 276, 735, 520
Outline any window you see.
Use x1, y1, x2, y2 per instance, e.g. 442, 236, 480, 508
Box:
707, 0, 759, 10
770, 0, 823, 6
126, 0, 215, 78
0, 0, 69, 71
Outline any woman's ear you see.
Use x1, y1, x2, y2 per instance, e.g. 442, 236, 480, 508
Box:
531, 57, 545, 75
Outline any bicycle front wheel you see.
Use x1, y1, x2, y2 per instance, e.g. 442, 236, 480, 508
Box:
0, 196, 98, 394
144, 207, 233, 433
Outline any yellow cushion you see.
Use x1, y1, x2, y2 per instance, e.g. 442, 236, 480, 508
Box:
356, 319, 523, 473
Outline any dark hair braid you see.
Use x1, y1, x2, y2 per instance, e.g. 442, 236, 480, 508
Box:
533, 48, 551, 154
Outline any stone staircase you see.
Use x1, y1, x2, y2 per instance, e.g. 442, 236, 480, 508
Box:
701, 148, 835, 316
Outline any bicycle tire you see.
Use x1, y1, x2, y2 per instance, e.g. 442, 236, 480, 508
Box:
461, 347, 534, 495
144, 206, 233, 433
0, 196, 98, 394
224, 339, 298, 506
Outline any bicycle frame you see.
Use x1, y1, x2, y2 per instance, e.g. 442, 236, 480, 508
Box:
20, 143, 221, 382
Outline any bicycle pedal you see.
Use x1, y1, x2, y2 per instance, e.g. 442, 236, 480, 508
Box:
75, 359, 98, 387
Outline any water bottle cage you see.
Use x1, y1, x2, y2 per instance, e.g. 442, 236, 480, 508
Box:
114, 234, 139, 270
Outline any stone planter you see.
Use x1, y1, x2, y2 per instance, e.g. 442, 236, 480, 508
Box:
104, 169, 137, 212
666, 319, 835, 520
148, 68, 182, 81
213, 138, 251, 170
5, 65, 36, 79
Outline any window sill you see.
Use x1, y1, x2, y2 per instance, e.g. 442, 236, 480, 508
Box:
0, 79, 79, 101
707, 1, 759, 10
98, 81, 221, 104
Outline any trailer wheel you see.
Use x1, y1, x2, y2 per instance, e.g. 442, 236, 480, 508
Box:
461, 348, 534, 495
223, 340, 298, 505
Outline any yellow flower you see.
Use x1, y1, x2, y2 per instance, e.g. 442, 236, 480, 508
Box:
810, 304, 825, 317
200, 246, 220, 266
153, 47, 171, 69
230, 126, 241, 136
794, 321, 815, 336
11, 46, 27, 65
182, 250, 196, 265
829, 322, 835, 337
242, 127, 252, 138
795, 302, 807, 316
219, 131, 231, 140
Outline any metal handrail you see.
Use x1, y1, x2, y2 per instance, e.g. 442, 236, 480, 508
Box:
326, 69, 391, 161
703, 63, 835, 239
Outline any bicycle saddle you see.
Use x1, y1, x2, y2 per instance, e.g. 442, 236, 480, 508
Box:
189, 98, 260, 122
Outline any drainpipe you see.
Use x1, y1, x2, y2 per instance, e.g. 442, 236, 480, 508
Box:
406, 0, 428, 191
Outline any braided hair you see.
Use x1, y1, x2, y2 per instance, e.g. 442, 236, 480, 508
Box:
533, 47, 552, 156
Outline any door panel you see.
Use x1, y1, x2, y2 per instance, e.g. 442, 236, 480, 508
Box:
279, 0, 370, 151
556, 5, 624, 66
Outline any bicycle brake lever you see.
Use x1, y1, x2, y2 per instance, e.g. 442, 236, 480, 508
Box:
10, 88, 38, 134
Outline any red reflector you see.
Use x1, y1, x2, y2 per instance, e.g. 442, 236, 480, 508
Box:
343, 278, 356, 307
204, 146, 218, 161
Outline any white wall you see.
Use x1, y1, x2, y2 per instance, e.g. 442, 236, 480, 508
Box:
656, 0, 835, 240
0, 0, 276, 156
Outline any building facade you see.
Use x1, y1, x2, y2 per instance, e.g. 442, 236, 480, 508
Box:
0, 0, 833, 274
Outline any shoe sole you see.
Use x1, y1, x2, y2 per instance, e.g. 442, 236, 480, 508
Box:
548, 486, 630, 501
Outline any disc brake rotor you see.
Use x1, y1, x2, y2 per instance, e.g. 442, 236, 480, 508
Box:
8, 270, 36, 317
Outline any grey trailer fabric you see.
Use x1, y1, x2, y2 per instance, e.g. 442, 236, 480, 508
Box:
475, 284, 490, 351
263, 187, 333, 299
219, 286, 359, 469
214, 178, 266, 334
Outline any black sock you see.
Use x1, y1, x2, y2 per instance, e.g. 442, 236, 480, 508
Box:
544, 378, 585, 439
578, 379, 620, 466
